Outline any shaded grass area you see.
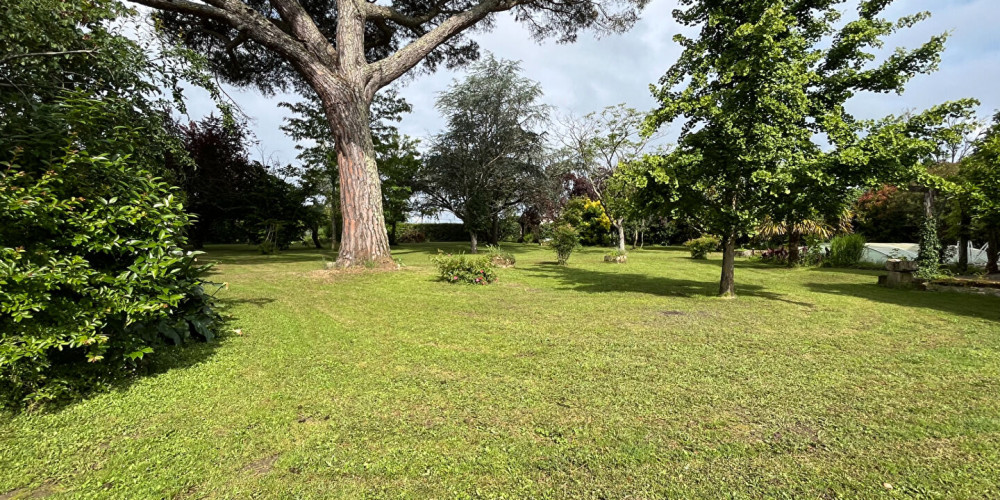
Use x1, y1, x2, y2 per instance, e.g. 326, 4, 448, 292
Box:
2, 243, 999, 498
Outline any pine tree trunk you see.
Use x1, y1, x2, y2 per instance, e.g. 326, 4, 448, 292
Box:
719, 229, 737, 298
313, 75, 391, 267
470, 231, 478, 254
616, 218, 626, 252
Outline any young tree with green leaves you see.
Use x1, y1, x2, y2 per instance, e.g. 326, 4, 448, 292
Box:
643, 0, 959, 297
964, 113, 1000, 274
417, 55, 549, 253
134, 0, 647, 267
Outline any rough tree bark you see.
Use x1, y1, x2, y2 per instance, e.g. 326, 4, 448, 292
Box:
719, 229, 736, 298
470, 231, 479, 254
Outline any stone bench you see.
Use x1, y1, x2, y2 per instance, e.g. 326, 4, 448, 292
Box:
878, 259, 918, 288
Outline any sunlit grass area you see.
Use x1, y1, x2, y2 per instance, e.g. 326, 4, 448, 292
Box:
2, 243, 999, 498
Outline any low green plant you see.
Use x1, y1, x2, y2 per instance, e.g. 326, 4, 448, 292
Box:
684, 235, 721, 259
828, 234, 866, 268
430, 251, 498, 284
485, 245, 515, 267
549, 224, 581, 265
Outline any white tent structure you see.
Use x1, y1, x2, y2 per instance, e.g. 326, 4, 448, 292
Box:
858, 242, 990, 266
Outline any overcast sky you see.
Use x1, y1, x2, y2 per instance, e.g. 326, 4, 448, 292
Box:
179, 0, 999, 167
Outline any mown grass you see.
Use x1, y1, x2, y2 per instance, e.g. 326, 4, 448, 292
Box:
2, 243, 999, 498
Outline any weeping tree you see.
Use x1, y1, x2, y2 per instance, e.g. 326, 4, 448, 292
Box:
643, 0, 955, 297
135, 0, 647, 267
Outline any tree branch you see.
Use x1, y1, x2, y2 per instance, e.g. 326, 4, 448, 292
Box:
365, 0, 516, 93
270, 0, 338, 66
0, 50, 96, 64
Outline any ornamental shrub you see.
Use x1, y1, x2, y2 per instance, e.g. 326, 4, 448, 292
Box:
684, 235, 720, 259
828, 234, 866, 268
550, 224, 581, 265
0, 148, 221, 409
430, 251, 498, 284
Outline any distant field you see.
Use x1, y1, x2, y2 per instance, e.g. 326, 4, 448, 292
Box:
2, 243, 999, 498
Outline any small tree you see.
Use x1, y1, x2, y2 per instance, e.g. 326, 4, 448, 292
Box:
643, 0, 958, 297
550, 224, 581, 265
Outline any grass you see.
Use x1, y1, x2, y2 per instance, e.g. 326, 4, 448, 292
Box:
2, 243, 1000, 498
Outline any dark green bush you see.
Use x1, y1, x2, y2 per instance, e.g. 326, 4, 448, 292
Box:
828, 234, 866, 268
430, 251, 498, 284
0, 148, 221, 409
684, 235, 720, 259
550, 225, 581, 265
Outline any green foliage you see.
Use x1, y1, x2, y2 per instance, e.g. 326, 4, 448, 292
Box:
642, 0, 959, 294
828, 234, 867, 268
430, 251, 498, 285
684, 236, 720, 260
915, 216, 942, 279
417, 55, 549, 238
549, 225, 581, 265
0, 0, 221, 409
0, 145, 220, 409
560, 197, 612, 246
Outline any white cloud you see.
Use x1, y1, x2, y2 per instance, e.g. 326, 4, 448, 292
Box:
180, 0, 1000, 165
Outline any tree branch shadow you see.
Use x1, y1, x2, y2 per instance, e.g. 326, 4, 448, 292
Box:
526, 263, 814, 307
805, 281, 1000, 322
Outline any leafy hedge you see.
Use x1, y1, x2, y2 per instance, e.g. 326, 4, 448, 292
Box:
0, 148, 220, 408
396, 223, 469, 242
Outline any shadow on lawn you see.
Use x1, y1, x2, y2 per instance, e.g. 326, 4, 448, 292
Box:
528, 263, 814, 306
806, 281, 1000, 322
22, 296, 269, 415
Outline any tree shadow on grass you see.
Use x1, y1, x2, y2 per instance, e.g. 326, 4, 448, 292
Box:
805, 281, 1000, 323
527, 263, 814, 307
14, 296, 273, 415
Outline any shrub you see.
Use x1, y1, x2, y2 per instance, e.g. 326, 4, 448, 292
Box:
485, 245, 515, 267
0, 149, 221, 409
684, 235, 720, 259
828, 234, 866, 268
550, 224, 581, 265
430, 251, 498, 284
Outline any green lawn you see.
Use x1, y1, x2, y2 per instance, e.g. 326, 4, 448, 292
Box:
2, 243, 1000, 498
